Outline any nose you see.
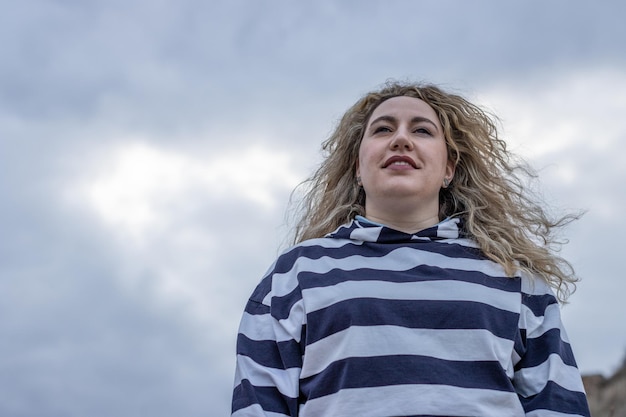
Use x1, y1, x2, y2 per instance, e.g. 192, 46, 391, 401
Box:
389, 126, 414, 150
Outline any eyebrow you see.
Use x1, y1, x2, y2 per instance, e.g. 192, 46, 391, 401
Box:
368, 115, 439, 132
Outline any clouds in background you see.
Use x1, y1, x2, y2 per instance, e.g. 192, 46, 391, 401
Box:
1, 1, 625, 416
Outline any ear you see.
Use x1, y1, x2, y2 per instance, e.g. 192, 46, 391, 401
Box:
355, 158, 361, 179
445, 159, 456, 182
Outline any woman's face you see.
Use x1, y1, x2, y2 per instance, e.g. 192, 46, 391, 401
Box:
356, 96, 454, 218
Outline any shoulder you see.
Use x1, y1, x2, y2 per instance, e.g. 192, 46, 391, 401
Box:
248, 235, 357, 303
279, 234, 360, 265
520, 273, 559, 309
517, 273, 562, 337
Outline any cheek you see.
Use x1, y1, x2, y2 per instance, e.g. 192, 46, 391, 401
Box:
434, 144, 449, 168
356, 143, 371, 176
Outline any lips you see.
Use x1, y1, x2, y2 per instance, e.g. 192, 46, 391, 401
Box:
382, 155, 417, 168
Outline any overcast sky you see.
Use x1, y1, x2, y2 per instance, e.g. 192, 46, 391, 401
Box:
1, 1, 625, 416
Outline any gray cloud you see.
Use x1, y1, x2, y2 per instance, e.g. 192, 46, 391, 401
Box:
3, 1, 624, 132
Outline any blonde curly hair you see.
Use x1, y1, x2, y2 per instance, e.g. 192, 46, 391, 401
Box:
291, 81, 580, 302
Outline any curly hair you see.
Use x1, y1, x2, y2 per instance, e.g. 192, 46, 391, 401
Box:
291, 81, 580, 302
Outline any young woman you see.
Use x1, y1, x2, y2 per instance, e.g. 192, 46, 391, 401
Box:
231, 82, 590, 417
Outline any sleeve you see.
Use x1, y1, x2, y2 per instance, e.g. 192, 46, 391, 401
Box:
231, 265, 306, 417
512, 278, 591, 417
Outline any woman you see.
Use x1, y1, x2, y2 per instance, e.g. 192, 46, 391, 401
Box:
231, 82, 590, 416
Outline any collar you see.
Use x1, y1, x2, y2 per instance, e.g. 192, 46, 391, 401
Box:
327, 216, 464, 243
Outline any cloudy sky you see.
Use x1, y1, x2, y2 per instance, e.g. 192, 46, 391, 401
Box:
2, 1, 625, 416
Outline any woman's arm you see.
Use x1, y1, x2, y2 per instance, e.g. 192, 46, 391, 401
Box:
232, 273, 305, 417
513, 279, 590, 416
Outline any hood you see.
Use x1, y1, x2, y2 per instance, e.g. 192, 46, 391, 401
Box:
326, 216, 465, 244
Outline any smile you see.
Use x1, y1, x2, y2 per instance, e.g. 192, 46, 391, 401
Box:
382, 155, 417, 168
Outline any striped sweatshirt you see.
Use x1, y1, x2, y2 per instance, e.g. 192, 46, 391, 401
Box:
231, 217, 590, 417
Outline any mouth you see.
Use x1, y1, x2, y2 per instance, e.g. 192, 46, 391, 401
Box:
382, 155, 418, 168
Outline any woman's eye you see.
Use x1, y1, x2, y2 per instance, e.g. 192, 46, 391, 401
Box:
414, 127, 432, 136
373, 126, 392, 133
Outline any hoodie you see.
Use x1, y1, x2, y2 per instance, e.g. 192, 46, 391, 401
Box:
232, 217, 590, 417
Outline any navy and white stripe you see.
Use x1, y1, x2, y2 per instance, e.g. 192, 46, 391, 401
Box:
232, 217, 590, 417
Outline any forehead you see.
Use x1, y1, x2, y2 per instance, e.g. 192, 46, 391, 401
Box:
368, 96, 440, 125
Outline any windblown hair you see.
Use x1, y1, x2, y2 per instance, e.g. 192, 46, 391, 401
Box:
291, 81, 580, 302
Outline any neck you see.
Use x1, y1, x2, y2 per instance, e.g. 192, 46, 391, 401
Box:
363, 193, 442, 233
365, 210, 439, 234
